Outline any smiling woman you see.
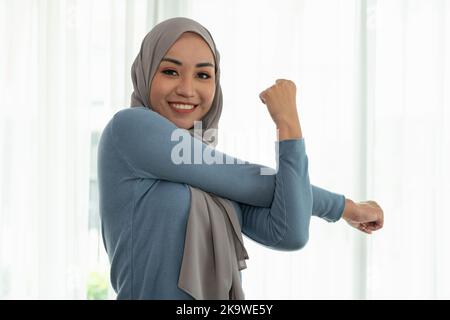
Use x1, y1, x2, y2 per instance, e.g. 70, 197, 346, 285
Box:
149, 32, 217, 129
97, 16, 383, 300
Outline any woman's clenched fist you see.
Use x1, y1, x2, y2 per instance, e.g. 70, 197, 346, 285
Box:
260, 79, 302, 140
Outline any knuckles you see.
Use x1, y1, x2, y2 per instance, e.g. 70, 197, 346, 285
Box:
276, 79, 296, 89
268, 79, 296, 93
260, 79, 297, 102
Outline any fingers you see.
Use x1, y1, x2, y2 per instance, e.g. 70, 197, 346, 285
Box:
360, 221, 382, 233
347, 221, 376, 234
361, 220, 383, 232
358, 224, 372, 234
260, 79, 297, 103
369, 200, 384, 229
276, 79, 297, 90
259, 92, 266, 104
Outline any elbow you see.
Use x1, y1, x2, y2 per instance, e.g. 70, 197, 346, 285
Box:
283, 213, 311, 251
275, 232, 309, 251
290, 233, 309, 251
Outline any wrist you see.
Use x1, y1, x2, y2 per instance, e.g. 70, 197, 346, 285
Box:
276, 118, 302, 140
342, 198, 357, 221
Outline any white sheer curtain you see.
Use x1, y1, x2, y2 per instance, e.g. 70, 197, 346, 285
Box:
367, 0, 450, 299
0, 0, 93, 299
0, 0, 184, 299
1, 0, 448, 299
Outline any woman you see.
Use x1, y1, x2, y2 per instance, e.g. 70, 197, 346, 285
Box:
97, 17, 383, 300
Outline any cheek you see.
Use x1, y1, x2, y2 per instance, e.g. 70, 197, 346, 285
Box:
203, 85, 216, 107
150, 76, 171, 102
149, 82, 158, 106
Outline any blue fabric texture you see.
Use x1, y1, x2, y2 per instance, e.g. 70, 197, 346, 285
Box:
97, 106, 346, 299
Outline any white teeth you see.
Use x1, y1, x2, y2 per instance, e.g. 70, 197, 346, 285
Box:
170, 103, 196, 110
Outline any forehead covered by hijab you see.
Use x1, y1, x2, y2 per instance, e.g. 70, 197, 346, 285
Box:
130, 17, 223, 139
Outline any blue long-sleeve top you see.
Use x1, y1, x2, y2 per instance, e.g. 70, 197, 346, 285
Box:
97, 106, 346, 299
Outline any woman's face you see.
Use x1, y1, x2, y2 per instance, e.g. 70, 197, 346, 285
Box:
149, 32, 216, 129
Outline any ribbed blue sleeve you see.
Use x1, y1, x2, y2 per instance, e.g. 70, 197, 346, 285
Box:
239, 139, 313, 251
311, 185, 346, 222
240, 180, 346, 251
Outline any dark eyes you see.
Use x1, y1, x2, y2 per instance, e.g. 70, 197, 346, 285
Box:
161, 69, 211, 80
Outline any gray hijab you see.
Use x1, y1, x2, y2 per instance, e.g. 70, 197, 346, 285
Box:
130, 17, 249, 300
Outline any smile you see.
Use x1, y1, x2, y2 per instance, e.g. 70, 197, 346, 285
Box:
169, 102, 198, 114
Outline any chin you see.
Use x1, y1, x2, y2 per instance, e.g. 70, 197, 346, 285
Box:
173, 119, 194, 130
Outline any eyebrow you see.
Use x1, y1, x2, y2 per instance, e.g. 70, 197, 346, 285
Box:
161, 57, 215, 69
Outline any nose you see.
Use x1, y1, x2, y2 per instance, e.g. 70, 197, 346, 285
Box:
175, 76, 195, 98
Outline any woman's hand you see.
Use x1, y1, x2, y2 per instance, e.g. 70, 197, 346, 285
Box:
342, 199, 384, 234
259, 79, 302, 140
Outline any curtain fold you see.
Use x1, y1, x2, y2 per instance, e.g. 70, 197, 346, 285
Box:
0, 0, 92, 299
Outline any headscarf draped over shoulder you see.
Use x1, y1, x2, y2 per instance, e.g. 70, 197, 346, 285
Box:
130, 17, 248, 300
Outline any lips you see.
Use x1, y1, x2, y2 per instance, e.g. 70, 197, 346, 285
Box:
168, 102, 198, 114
